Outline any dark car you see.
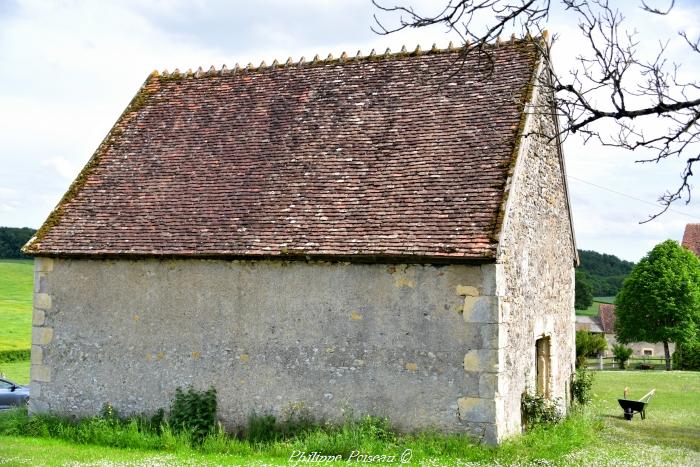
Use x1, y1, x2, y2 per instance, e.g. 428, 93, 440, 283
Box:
0, 377, 29, 409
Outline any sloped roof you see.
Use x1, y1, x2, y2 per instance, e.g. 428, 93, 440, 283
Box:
575, 315, 604, 333
682, 224, 700, 257
598, 303, 616, 334
25, 40, 541, 261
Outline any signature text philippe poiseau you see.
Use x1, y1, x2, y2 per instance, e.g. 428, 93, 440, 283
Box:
289, 449, 413, 464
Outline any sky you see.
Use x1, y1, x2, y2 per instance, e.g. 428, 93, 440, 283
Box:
0, 0, 699, 262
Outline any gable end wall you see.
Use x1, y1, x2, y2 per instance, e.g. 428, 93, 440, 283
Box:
494, 64, 576, 440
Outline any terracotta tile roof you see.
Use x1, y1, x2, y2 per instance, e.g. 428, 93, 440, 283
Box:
598, 303, 616, 334
682, 224, 700, 257
25, 40, 541, 260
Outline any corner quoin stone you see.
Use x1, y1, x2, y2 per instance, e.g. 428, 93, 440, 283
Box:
463, 349, 499, 373
457, 396, 496, 423
34, 293, 52, 310
32, 327, 54, 346
35, 257, 54, 272
31, 345, 43, 365
31, 364, 51, 382
32, 309, 45, 326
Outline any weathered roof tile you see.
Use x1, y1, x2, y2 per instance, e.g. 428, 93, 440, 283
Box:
25, 40, 540, 260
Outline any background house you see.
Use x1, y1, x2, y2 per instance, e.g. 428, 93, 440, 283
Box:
598, 304, 674, 358
24, 39, 576, 444
682, 224, 700, 257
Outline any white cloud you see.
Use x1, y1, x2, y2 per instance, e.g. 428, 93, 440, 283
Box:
41, 157, 80, 180
1, 0, 698, 260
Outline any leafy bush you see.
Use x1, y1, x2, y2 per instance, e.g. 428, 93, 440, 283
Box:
169, 386, 217, 444
0, 349, 31, 363
521, 391, 562, 430
672, 339, 700, 370
612, 344, 633, 369
575, 331, 607, 367
571, 367, 594, 405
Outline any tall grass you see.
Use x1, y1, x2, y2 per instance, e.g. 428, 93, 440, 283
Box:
0, 408, 191, 452
0, 407, 604, 464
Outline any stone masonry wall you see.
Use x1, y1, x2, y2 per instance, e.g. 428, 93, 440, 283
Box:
30, 257, 509, 443
494, 72, 577, 440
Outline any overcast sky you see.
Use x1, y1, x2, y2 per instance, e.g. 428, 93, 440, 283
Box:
1, 0, 699, 262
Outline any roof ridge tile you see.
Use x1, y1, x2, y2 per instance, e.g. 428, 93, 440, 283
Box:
155, 37, 539, 83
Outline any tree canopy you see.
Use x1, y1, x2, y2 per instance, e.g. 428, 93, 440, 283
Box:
575, 270, 593, 310
615, 239, 700, 369
0, 227, 35, 259
577, 249, 635, 297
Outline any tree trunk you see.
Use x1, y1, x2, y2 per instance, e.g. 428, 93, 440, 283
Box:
664, 340, 671, 371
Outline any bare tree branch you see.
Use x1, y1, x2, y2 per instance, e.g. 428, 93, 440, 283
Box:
373, 0, 700, 222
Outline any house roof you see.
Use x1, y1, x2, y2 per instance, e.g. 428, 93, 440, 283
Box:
598, 303, 616, 334
682, 224, 700, 257
575, 315, 604, 334
24, 40, 542, 261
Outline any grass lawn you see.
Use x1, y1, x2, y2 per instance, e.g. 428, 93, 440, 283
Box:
0, 259, 33, 353
0, 259, 32, 384
591, 371, 700, 452
0, 371, 697, 465
0, 360, 30, 385
0, 436, 277, 466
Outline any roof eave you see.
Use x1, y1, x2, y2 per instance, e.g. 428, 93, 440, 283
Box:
22, 250, 497, 266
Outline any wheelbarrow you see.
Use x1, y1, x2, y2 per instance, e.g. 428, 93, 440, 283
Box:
618, 388, 655, 420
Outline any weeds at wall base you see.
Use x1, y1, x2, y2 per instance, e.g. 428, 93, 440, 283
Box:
0, 406, 603, 463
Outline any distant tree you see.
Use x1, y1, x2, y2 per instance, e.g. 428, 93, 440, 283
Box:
616, 240, 700, 370
575, 330, 607, 368
575, 270, 593, 310
612, 344, 633, 370
577, 249, 634, 297
672, 338, 700, 371
0, 227, 36, 259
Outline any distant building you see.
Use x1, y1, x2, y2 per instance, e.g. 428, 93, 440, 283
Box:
575, 304, 674, 358
574, 315, 604, 335
682, 224, 700, 257
599, 304, 673, 358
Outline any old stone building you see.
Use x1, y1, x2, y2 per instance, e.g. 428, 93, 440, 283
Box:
24, 38, 577, 444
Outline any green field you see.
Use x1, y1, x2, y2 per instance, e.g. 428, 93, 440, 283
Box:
0, 259, 33, 349
0, 259, 33, 381
0, 371, 697, 465
0, 361, 29, 384
577, 296, 616, 317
